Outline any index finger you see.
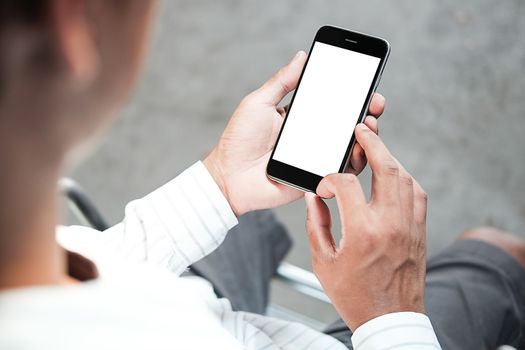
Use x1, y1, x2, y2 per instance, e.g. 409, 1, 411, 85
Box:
316, 173, 367, 224
354, 123, 400, 206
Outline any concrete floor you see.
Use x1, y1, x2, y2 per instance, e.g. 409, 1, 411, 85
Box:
69, 0, 525, 324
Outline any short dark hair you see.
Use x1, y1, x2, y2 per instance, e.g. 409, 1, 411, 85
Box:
0, 1, 47, 24
0, 0, 48, 98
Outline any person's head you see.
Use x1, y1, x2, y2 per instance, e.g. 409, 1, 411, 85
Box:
0, 0, 159, 257
0, 0, 158, 164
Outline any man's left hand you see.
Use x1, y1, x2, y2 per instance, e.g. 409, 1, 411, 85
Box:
204, 51, 386, 216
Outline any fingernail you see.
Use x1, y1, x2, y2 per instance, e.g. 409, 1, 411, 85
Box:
358, 123, 368, 130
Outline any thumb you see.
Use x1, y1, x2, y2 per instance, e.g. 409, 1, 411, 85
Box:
305, 193, 336, 258
256, 51, 307, 106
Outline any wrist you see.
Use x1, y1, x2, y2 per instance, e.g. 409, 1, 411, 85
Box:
203, 151, 241, 217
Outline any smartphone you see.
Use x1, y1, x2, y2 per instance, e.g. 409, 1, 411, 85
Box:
267, 25, 390, 192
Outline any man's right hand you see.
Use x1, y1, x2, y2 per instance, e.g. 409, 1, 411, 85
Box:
305, 123, 428, 331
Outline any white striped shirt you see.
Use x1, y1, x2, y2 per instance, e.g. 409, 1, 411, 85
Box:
0, 161, 441, 349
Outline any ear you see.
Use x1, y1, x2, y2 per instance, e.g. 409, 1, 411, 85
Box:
47, 0, 99, 86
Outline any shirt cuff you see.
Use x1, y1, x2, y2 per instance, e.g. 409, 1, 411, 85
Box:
351, 312, 441, 350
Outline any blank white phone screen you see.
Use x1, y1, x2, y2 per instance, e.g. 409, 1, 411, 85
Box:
273, 42, 381, 177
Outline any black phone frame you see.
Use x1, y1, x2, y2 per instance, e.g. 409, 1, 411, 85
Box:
266, 25, 391, 193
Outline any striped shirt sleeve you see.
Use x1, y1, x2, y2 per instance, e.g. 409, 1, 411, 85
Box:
100, 161, 238, 275
351, 312, 442, 350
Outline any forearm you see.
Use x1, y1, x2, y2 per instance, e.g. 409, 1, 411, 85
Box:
100, 161, 238, 275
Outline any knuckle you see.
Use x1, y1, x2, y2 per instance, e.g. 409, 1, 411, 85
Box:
399, 173, 414, 186
415, 185, 428, 202
325, 173, 339, 182
340, 174, 358, 187
359, 230, 380, 253
380, 159, 399, 176
390, 232, 406, 245
387, 227, 409, 247
420, 190, 429, 203
417, 228, 427, 243
388, 222, 403, 237
325, 173, 347, 187
322, 173, 336, 181
360, 123, 372, 133
360, 127, 374, 140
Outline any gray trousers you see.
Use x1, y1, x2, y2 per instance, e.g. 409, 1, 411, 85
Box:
190, 211, 525, 349
190, 209, 291, 314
